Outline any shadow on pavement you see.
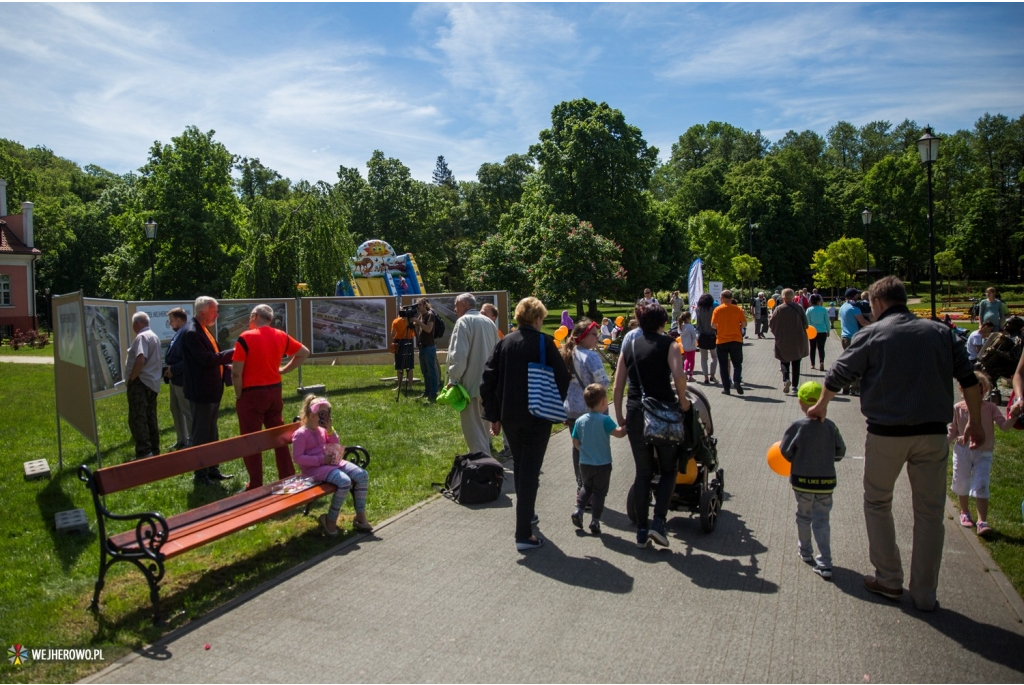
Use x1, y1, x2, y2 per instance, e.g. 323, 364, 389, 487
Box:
740, 396, 785, 404
517, 538, 634, 594
829, 565, 1024, 674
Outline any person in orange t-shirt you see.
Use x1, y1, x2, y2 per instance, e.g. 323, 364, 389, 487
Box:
232, 304, 310, 489
391, 314, 417, 392
711, 290, 747, 395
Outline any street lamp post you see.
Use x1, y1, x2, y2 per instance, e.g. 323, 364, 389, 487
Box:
144, 219, 158, 299
916, 126, 940, 319
861, 208, 872, 285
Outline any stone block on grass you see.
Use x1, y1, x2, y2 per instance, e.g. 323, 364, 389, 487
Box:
24, 459, 51, 480
55, 509, 89, 535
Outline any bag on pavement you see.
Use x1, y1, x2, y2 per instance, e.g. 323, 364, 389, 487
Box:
435, 452, 505, 505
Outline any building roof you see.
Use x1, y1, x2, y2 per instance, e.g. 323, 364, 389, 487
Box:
0, 220, 41, 255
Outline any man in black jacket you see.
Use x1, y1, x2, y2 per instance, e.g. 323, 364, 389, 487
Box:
182, 296, 235, 485
808, 276, 983, 611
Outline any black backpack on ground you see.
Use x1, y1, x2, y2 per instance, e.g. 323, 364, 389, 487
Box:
435, 452, 504, 505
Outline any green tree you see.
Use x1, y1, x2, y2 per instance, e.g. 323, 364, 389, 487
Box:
530, 98, 660, 298
862, 150, 927, 292
687, 210, 737, 282
534, 216, 625, 318
103, 126, 243, 299
810, 248, 845, 295
732, 253, 762, 295
934, 249, 962, 299
476, 153, 534, 227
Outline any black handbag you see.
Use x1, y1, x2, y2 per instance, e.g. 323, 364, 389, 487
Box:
697, 331, 717, 349
629, 337, 686, 446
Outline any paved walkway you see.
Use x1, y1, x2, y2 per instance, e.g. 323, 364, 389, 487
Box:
0, 355, 53, 364
88, 332, 1024, 683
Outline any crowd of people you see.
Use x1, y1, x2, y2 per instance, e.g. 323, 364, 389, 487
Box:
119, 280, 1024, 604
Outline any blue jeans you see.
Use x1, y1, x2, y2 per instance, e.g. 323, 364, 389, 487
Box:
419, 345, 438, 399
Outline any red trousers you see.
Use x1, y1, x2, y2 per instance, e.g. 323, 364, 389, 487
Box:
237, 385, 295, 488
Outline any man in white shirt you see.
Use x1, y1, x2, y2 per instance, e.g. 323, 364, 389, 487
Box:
125, 311, 164, 459
967, 321, 994, 362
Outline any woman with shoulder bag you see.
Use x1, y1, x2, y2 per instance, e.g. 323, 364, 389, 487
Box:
695, 293, 719, 384
481, 297, 571, 551
613, 302, 692, 549
561, 319, 611, 497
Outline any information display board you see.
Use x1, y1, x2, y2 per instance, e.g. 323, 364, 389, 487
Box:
53, 291, 98, 446
302, 297, 396, 357
83, 297, 129, 399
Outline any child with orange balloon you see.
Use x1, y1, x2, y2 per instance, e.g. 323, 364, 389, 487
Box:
775, 381, 846, 580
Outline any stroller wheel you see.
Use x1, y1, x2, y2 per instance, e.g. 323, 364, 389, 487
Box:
700, 487, 721, 533
626, 484, 637, 524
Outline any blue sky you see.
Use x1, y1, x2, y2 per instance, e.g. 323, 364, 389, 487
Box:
2, 3, 1023, 184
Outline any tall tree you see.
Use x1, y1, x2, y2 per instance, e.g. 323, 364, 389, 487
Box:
431, 155, 456, 189
530, 98, 660, 298
686, 210, 738, 282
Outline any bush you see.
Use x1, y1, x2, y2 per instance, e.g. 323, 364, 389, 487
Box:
9, 329, 49, 350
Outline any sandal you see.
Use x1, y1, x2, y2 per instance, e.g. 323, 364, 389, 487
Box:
352, 520, 374, 534
318, 514, 339, 537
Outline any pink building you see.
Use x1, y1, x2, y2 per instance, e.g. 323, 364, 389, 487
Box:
0, 179, 41, 338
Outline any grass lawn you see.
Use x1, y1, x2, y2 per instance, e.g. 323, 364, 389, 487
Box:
0, 361, 480, 683
0, 344, 54, 357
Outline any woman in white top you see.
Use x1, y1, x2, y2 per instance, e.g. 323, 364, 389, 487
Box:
561, 319, 611, 495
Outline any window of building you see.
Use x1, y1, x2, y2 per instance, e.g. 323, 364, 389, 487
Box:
0, 274, 10, 306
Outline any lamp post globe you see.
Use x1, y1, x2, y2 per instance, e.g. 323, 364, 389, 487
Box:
916, 126, 940, 319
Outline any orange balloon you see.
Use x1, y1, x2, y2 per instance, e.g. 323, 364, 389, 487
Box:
806, 325, 817, 340
767, 298, 776, 308
615, 316, 625, 327
554, 325, 568, 341
603, 338, 612, 345
767, 441, 791, 476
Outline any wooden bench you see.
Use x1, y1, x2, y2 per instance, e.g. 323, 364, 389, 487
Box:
79, 422, 370, 623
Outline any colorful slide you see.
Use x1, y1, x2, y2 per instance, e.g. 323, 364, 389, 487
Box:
335, 239, 425, 297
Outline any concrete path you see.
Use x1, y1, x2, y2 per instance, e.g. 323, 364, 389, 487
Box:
0, 355, 53, 364
88, 332, 1024, 683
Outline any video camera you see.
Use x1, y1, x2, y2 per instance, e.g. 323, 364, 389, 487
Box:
399, 304, 419, 321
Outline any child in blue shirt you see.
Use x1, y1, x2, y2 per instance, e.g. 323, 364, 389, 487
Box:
571, 383, 627, 534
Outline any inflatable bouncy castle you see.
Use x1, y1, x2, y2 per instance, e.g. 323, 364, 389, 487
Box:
335, 240, 425, 297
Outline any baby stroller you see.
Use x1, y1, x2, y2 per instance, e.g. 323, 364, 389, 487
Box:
626, 386, 724, 533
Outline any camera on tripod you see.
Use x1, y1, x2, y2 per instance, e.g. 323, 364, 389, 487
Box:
399, 304, 419, 321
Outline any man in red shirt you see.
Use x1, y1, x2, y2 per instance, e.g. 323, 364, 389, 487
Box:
232, 304, 310, 489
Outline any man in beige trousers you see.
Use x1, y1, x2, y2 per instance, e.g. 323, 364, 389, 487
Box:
447, 293, 500, 456
808, 276, 984, 612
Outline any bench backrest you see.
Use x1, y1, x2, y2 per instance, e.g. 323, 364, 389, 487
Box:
92, 422, 300, 496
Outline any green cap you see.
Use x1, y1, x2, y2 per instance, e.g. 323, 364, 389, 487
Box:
797, 381, 823, 404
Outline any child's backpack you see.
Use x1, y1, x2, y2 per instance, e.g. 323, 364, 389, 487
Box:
432, 312, 446, 340
978, 332, 1023, 380
435, 452, 504, 505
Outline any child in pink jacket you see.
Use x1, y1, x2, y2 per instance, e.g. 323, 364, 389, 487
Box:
292, 395, 373, 536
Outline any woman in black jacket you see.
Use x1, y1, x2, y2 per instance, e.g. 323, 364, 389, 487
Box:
482, 297, 571, 551
613, 302, 692, 549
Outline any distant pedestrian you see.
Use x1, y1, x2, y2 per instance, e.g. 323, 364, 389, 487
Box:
163, 307, 192, 451
561, 310, 574, 330
125, 311, 163, 459
671, 290, 685, 322
806, 294, 831, 371
827, 301, 838, 330
838, 288, 871, 396
781, 381, 847, 580
678, 311, 698, 382
712, 289, 747, 395
978, 287, 1009, 332
570, 383, 627, 536
770, 289, 810, 395
755, 292, 770, 338
390, 312, 416, 393
966, 321, 994, 362
695, 293, 719, 384
413, 298, 440, 402
640, 288, 658, 306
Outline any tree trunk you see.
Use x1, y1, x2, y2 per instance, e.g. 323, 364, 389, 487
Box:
587, 298, 599, 321
576, 296, 585, 321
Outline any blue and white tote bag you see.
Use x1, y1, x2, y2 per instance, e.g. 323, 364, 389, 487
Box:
528, 334, 567, 423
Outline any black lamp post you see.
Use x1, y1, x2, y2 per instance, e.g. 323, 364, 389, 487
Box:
144, 219, 158, 299
916, 126, 940, 319
861, 208, 872, 285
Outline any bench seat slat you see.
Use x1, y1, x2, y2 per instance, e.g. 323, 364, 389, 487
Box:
110, 483, 336, 559
93, 423, 300, 495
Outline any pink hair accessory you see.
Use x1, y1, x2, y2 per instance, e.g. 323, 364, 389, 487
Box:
310, 398, 331, 414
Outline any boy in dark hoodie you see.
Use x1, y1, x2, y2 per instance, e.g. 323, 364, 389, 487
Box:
781, 381, 847, 580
